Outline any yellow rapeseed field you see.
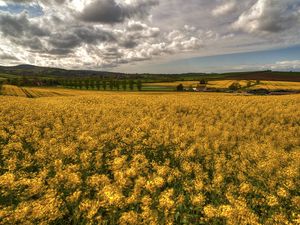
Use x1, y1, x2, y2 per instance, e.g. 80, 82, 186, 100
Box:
144, 80, 300, 90
250, 81, 300, 91
0, 85, 76, 98
0, 92, 299, 224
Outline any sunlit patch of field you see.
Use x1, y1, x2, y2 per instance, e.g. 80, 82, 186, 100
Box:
144, 80, 250, 89
0, 85, 77, 98
0, 85, 179, 97
144, 80, 300, 91
207, 80, 249, 89
249, 81, 300, 91
0, 85, 28, 97
0, 92, 299, 224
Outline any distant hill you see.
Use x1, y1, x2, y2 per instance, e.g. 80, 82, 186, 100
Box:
225, 71, 300, 82
0, 65, 121, 79
0, 65, 300, 82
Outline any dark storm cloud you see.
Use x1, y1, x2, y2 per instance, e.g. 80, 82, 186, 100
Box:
0, 52, 19, 60
120, 40, 138, 49
0, 12, 49, 52
80, 0, 124, 23
49, 33, 81, 49
19, 37, 44, 51
0, 12, 49, 37
47, 48, 74, 55
0, 11, 118, 54
47, 26, 117, 53
74, 26, 116, 44
79, 0, 158, 24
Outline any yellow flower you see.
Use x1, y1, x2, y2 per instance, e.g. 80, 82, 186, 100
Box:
240, 182, 252, 194
112, 156, 127, 170
153, 176, 165, 188
191, 194, 205, 206
219, 205, 233, 218
66, 190, 81, 203
203, 205, 217, 218
119, 211, 139, 225
277, 187, 288, 198
266, 195, 279, 207
159, 189, 175, 210
145, 176, 165, 192
141, 195, 152, 207
102, 185, 124, 207
194, 178, 204, 191
0, 173, 15, 189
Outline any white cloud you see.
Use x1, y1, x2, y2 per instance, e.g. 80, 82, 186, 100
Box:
0, 1, 7, 6
0, 0, 300, 70
213, 0, 236, 16
270, 60, 300, 70
233, 0, 300, 33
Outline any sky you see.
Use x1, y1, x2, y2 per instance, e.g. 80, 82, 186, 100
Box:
0, 0, 300, 73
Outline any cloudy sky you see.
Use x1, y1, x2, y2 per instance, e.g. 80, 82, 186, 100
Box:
0, 0, 300, 73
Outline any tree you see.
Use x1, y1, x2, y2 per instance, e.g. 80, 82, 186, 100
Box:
69, 80, 74, 88
247, 81, 252, 88
109, 80, 114, 90
21, 76, 30, 86
68, 80, 73, 88
0, 80, 3, 94
137, 80, 142, 91
16, 78, 22, 87
200, 79, 207, 85
58, 79, 63, 87
61, 79, 67, 87
90, 80, 95, 90
84, 80, 89, 90
9, 78, 19, 86
78, 80, 83, 89
229, 82, 241, 91
129, 80, 134, 91
96, 80, 101, 91
122, 80, 127, 91
116, 80, 120, 91
176, 84, 184, 91
103, 80, 107, 90
71, 80, 77, 89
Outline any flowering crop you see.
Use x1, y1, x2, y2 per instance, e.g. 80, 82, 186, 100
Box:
0, 92, 299, 224
144, 80, 300, 91
0, 85, 74, 98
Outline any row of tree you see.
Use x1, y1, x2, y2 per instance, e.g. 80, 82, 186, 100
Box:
3, 77, 143, 91
61, 79, 142, 91
5, 77, 59, 87
0, 80, 3, 93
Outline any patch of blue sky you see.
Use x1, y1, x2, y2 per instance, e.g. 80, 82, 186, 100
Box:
0, 3, 43, 17
159, 45, 300, 72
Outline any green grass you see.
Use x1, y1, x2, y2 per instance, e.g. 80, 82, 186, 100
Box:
142, 86, 174, 91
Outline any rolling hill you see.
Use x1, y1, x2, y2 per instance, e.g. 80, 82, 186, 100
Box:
0, 65, 300, 82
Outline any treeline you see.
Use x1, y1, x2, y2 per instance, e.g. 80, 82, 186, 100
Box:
4, 77, 59, 87
2, 76, 143, 91
0, 80, 3, 94
61, 79, 142, 91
